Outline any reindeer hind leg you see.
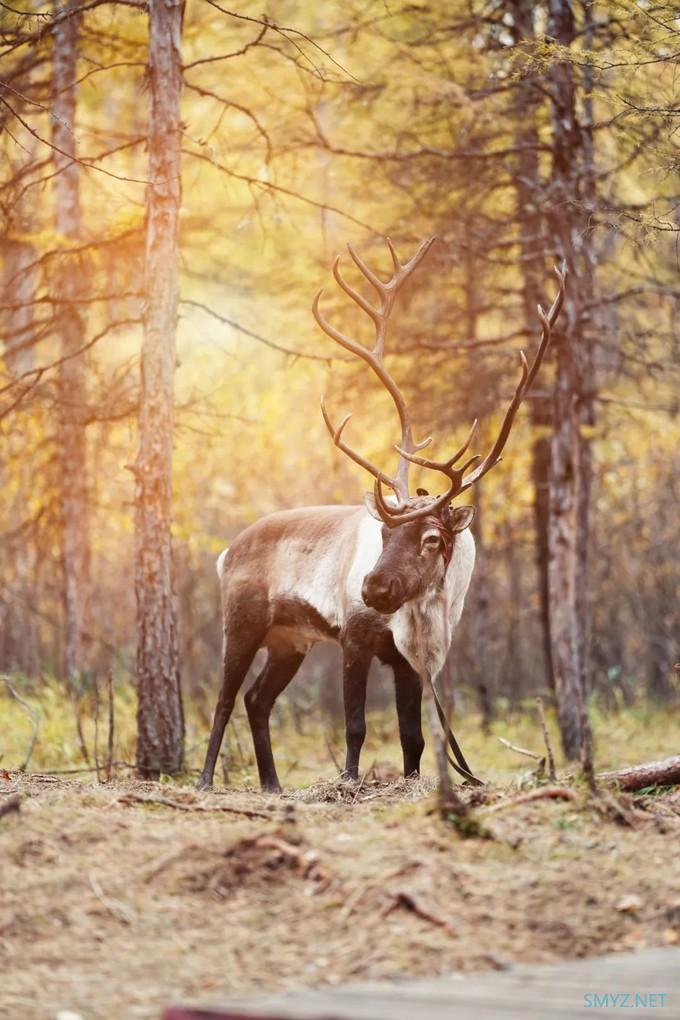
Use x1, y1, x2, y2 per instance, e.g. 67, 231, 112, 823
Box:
245, 645, 305, 793
197, 592, 268, 790
341, 638, 373, 782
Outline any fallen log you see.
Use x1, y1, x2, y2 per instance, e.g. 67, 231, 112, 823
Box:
597, 755, 680, 792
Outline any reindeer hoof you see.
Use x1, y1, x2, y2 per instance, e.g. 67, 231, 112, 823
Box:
196, 776, 213, 792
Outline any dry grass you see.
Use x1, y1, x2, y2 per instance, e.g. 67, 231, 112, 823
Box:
1, 767, 680, 1020
2, 684, 680, 1019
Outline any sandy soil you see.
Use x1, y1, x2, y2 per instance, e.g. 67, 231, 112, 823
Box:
1, 772, 680, 1020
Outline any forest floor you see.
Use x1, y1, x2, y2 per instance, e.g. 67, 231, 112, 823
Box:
2, 759, 680, 1020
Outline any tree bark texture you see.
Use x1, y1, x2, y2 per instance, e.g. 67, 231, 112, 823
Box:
575, 0, 598, 699
546, 0, 589, 758
510, 0, 555, 694
134, 0, 185, 777
2, 239, 37, 376
462, 240, 494, 719
598, 755, 680, 793
52, 0, 91, 678
0, 227, 39, 672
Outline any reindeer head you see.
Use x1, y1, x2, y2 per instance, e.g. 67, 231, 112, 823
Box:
361, 494, 475, 614
313, 237, 566, 616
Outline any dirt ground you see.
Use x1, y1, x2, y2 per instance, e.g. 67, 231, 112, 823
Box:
1, 771, 680, 1020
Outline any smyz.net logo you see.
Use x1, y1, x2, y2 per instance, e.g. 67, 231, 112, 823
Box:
583, 992, 669, 1009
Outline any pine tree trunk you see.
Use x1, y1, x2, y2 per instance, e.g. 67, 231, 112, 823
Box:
548, 330, 583, 757
52, 0, 91, 679
2, 239, 36, 376
1, 226, 39, 672
462, 238, 494, 719
576, 0, 598, 699
134, 0, 185, 778
510, 0, 555, 696
546, 0, 590, 759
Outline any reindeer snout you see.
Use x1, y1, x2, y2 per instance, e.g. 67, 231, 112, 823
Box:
362, 573, 403, 613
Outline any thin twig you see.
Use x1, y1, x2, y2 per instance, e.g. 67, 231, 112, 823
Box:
0, 94, 149, 184
325, 736, 342, 775
596, 789, 641, 829
256, 835, 324, 877
338, 883, 368, 922
351, 761, 375, 804
535, 697, 557, 781
1, 676, 39, 770
202, 1, 358, 81
181, 299, 342, 363
479, 787, 578, 814
389, 890, 456, 936
21, 761, 136, 776
0, 318, 140, 397
89, 873, 134, 925
106, 672, 115, 782
68, 677, 90, 766
93, 676, 101, 783
497, 736, 544, 762
116, 792, 274, 820
577, 690, 597, 795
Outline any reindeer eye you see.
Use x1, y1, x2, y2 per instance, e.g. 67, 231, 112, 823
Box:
422, 534, 441, 550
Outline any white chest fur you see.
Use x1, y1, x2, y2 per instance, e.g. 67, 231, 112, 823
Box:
388, 528, 475, 678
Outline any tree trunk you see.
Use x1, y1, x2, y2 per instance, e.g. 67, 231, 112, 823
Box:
470, 484, 494, 731
52, 0, 91, 679
1, 198, 39, 673
505, 520, 523, 703
510, 0, 555, 695
576, 0, 597, 699
2, 239, 37, 376
546, 0, 588, 759
548, 332, 583, 758
134, 0, 185, 777
461, 237, 494, 722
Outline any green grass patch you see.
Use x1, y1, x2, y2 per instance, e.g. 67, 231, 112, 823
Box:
1, 673, 678, 787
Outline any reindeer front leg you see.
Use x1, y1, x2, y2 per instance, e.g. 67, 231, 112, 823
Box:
341, 624, 373, 781
392, 657, 425, 776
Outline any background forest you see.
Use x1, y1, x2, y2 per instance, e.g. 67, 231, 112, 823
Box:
0, 0, 678, 779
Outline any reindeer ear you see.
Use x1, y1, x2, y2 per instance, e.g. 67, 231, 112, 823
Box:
363, 492, 383, 522
445, 505, 475, 533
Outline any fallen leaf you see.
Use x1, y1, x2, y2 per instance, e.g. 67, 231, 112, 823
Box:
616, 893, 644, 912
620, 928, 646, 949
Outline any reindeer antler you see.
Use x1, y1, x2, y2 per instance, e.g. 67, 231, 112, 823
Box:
314, 242, 567, 528
313, 237, 435, 500
375, 260, 568, 526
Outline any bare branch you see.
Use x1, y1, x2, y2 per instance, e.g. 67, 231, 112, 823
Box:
181, 299, 340, 363
0, 94, 149, 184
1, 677, 39, 771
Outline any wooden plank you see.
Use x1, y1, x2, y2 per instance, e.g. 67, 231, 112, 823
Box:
163, 948, 680, 1020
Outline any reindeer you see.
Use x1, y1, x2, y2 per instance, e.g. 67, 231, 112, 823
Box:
198, 239, 566, 792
